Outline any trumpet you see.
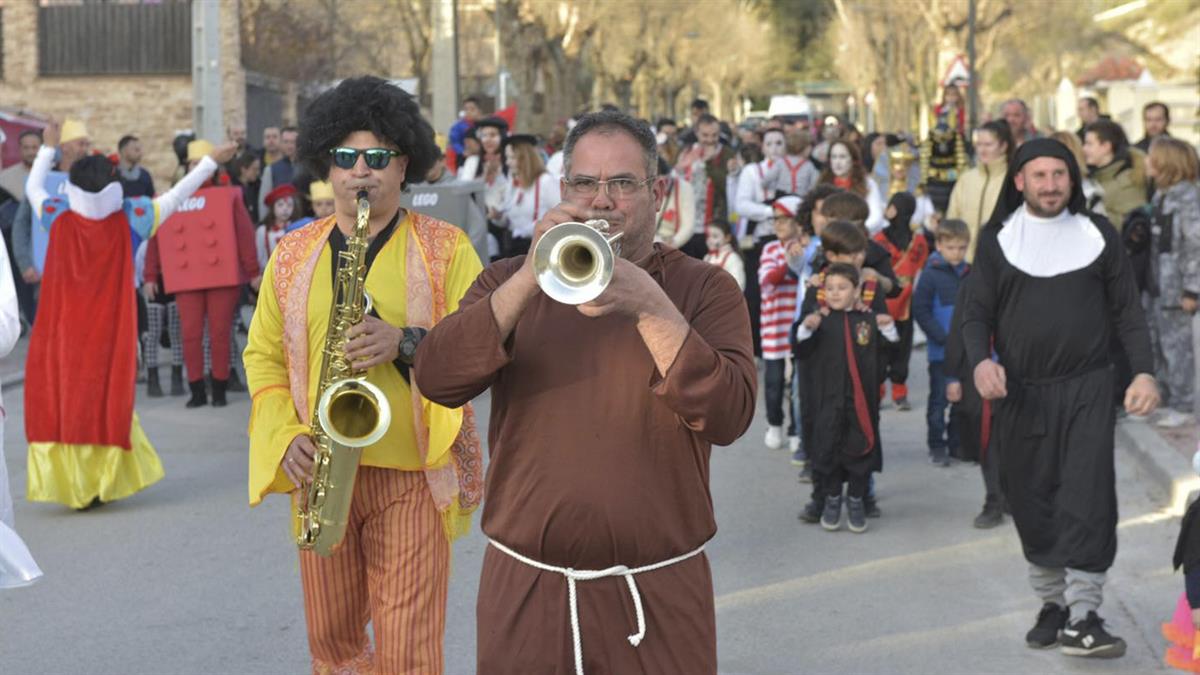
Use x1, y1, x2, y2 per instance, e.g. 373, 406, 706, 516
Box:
531, 219, 623, 305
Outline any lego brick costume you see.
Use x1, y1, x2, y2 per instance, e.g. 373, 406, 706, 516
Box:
155, 182, 258, 398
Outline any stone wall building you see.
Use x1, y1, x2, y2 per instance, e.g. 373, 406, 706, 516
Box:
0, 0, 295, 188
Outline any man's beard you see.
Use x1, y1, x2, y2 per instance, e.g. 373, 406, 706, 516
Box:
1025, 193, 1068, 218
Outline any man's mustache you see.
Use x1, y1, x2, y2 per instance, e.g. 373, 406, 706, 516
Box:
583, 209, 625, 227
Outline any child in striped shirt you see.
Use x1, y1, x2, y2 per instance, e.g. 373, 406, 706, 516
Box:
758, 196, 807, 451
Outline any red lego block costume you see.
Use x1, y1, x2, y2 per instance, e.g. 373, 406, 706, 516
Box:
157, 187, 250, 293
149, 185, 259, 396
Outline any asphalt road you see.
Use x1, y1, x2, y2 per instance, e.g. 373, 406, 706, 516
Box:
0, 348, 1181, 674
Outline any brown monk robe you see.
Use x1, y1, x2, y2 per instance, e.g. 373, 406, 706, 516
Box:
416, 244, 755, 670
412, 246, 748, 667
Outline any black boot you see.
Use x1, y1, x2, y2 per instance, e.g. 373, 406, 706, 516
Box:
146, 368, 163, 397
211, 378, 228, 407
185, 380, 208, 408
75, 496, 105, 512
170, 365, 186, 396
226, 368, 247, 393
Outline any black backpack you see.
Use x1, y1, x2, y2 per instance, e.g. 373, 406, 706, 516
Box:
1120, 205, 1153, 292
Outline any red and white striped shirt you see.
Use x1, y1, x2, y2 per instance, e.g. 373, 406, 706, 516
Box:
757, 240, 799, 360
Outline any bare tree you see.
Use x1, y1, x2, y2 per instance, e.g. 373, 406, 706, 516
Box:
240, 0, 390, 82
827, 0, 1192, 133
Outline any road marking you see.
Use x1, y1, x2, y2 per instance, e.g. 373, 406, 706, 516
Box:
715, 508, 1177, 612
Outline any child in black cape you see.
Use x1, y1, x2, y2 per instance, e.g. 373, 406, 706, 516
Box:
793, 221, 892, 524
795, 261, 899, 533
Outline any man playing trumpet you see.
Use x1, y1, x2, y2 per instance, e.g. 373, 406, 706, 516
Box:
244, 76, 483, 674
416, 110, 756, 674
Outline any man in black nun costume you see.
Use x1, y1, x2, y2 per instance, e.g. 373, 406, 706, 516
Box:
962, 138, 1160, 658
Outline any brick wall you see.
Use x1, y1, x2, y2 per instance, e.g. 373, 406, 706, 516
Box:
0, 0, 248, 190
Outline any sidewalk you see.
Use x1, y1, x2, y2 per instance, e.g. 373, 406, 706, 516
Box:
1118, 413, 1200, 515
0, 334, 28, 390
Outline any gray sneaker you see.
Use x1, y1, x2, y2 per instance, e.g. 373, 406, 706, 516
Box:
930, 447, 950, 466
846, 496, 868, 533
790, 446, 806, 467
821, 495, 842, 531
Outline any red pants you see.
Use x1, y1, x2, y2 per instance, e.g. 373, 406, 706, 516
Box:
175, 286, 240, 382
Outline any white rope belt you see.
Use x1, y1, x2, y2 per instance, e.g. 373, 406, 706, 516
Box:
488, 539, 705, 675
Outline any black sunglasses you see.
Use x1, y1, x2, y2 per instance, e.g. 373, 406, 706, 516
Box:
329, 147, 402, 170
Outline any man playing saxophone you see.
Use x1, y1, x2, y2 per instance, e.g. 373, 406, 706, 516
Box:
244, 76, 483, 674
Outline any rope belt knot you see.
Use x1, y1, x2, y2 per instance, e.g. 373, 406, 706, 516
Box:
488, 539, 705, 675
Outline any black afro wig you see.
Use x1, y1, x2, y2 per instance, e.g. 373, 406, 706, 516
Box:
69, 155, 119, 193
298, 76, 438, 190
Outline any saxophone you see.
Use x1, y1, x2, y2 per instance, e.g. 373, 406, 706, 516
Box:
297, 190, 393, 556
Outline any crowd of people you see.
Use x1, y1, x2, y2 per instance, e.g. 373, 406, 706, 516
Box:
442, 87, 1197, 662
0, 74, 1197, 673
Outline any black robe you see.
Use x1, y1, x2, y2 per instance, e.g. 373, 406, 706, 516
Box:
794, 308, 884, 478
961, 214, 1153, 572
944, 275, 986, 461
792, 271, 889, 492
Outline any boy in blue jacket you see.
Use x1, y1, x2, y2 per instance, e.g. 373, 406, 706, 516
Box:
912, 219, 971, 466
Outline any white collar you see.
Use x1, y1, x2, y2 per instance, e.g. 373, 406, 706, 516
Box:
65, 182, 125, 220
997, 205, 1104, 277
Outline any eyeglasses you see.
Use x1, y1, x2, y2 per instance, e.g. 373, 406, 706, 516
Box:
562, 176, 654, 199
329, 147, 402, 170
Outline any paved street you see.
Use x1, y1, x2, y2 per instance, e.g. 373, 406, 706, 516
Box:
0, 347, 1182, 674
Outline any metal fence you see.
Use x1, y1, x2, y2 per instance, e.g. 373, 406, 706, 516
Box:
38, 1, 191, 76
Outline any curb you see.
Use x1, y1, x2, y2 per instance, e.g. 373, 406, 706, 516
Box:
1117, 419, 1200, 515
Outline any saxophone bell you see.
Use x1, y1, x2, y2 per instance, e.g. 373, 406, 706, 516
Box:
317, 379, 391, 448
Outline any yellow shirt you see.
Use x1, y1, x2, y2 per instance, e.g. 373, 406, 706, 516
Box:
244, 214, 483, 505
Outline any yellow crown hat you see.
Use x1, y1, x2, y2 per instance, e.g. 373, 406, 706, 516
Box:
309, 180, 334, 201
60, 119, 90, 144
187, 140, 214, 162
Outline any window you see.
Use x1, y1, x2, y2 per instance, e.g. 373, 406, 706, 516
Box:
38, 0, 190, 76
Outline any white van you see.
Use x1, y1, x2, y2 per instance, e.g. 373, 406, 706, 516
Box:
767, 95, 813, 120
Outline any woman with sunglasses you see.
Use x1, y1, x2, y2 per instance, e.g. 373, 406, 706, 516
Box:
243, 76, 484, 674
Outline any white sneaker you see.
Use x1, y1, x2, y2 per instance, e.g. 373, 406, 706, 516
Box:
1156, 410, 1193, 428
764, 425, 784, 449
788, 435, 801, 452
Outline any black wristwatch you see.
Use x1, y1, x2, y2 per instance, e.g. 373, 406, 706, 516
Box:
397, 327, 427, 364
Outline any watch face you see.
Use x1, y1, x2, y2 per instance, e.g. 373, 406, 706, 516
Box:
401, 336, 417, 359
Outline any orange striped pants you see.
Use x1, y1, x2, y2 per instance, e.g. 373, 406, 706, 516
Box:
299, 467, 450, 675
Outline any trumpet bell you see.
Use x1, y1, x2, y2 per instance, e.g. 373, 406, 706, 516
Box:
532, 222, 617, 305
317, 378, 392, 448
